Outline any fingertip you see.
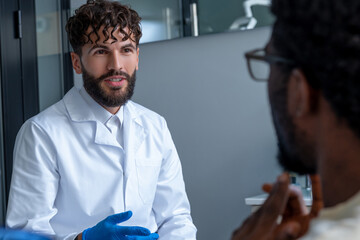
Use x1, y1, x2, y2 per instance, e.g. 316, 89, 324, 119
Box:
286, 222, 301, 238
134, 227, 151, 236
141, 228, 151, 236
277, 222, 301, 239
277, 172, 289, 183
119, 210, 133, 221
262, 183, 272, 193
125, 210, 133, 218
270, 173, 289, 195
123, 226, 151, 237
309, 174, 320, 183
108, 211, 133, 224
151, 233, 159, 239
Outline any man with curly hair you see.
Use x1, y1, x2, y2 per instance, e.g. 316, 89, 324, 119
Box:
6, 1, 196, 239
232, 0, 360, 239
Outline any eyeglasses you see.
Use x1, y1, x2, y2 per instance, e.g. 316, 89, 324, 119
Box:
244, 48, 295, 81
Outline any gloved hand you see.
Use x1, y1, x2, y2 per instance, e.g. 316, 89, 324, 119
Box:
0, 228, 50, 240
82, 211, 159, 240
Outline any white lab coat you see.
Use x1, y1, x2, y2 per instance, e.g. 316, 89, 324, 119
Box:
6, 87, 197, 240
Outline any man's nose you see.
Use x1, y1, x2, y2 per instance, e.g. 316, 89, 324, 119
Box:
107, 51, 124, 71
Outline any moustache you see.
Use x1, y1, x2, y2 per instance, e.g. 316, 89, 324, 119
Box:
98, 70, 131, 82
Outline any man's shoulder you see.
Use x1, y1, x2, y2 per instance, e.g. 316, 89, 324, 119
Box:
26, 99, 68, 129
28, 87, 82, 127
302, 219, 360, 239
301, 197, 360, 240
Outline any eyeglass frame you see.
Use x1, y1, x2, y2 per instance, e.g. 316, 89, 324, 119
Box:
244, 48, 296, 81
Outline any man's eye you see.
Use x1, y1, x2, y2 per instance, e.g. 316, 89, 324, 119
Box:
95, 50, 106, 55
124, 48, 133, 53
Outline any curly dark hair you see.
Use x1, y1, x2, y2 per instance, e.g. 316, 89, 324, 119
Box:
271, 0, 360, 138
65, 0, 142, 55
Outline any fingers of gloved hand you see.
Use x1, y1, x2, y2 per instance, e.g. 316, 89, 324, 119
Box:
116, 226, 151, 237
273, 221, 301, 240
149, 233, 159, 239
309, 175, 323, 218
106, 211, 133, 225
127, 232, 159, 240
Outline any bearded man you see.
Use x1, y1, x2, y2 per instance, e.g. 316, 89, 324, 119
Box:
6, 1, 196, 240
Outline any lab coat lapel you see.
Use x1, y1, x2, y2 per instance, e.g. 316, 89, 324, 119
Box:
64, 87, 95, 121
123, 102, 147, 209
123, 101, 147, 176
94, 122, 120, 148
64, 87, 120, 148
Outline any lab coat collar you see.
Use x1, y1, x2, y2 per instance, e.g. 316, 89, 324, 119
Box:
63, 87, 98, 122
63, 87, 147, 155
79, 87, 125, 126
63, 88, 119, 148
79, 87, 113, 124
64, 87, 142, 123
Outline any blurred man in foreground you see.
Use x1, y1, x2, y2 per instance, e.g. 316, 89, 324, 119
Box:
233, 0, 360, 239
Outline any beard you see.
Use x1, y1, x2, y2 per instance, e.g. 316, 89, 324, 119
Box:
274, 119, 317, 175
269, 74, 317, 175
81, 63, 136, 108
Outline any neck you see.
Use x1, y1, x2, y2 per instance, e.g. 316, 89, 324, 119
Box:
317, 102, 360, 207
319, 136, 360, 207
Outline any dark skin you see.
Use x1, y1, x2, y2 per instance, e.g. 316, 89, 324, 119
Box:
232, 174, 323, 240
263, 175, 323, 238
232, 39, 360, 239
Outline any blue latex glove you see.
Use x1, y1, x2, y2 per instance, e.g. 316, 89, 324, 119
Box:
82, 211, 159, 240
0, 228, 50, 240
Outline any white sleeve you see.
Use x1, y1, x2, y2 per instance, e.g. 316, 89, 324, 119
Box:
6, 120, 63, 238
152, 118, 197, 240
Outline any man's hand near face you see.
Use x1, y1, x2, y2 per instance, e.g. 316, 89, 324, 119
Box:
231, 173, 323, 240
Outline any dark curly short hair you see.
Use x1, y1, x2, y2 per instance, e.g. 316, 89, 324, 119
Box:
271, 0, 360, 138
65, 0, 142, 55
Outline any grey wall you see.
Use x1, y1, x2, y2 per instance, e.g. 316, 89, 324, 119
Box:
133, 26, 281, 240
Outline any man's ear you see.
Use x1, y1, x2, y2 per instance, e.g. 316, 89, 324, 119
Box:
71, 52, 82, 74
287, 69, 318, 118
136, 47, 140, 71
